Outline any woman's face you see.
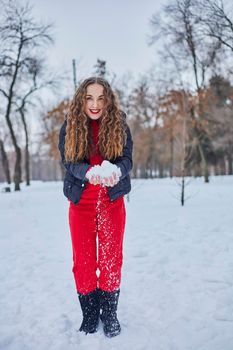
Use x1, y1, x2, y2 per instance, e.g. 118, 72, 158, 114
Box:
84, 83, 105, 120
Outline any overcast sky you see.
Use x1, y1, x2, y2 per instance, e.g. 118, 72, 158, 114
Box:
29, 0, 165, 88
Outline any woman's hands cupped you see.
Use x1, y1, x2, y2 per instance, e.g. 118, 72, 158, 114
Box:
102, 172, 120, 187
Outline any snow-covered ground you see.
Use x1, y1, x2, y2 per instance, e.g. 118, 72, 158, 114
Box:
1, 176, 233, 350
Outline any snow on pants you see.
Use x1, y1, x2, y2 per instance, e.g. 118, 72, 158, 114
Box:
68, 186, 126, 294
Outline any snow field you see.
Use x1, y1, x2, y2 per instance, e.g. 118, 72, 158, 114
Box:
0, 176, 233, 350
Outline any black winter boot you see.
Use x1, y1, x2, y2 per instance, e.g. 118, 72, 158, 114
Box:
78, 288, 100, 334
99, 289, 121, 338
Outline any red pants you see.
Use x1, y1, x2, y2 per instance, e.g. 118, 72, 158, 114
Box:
68, 185, 126, 294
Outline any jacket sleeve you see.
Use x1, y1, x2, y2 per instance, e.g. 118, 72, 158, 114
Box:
114, 123, 133, 180
58, 119, 91, 181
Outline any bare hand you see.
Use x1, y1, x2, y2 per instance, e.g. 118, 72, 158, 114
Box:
86, 173, 102, 185
102, 172, 120, 187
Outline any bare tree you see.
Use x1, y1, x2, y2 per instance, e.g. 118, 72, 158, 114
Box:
0, 139, 11, 184
41, 100, 70, 179
93, 59, 107, 78
128, 76, 158, 178
204, 75, 233, 174
0, 0, 53, 190
148, 0, 222, 182
111, 72, 134, 116
196, 0, 233, 52
15, 56, 58, 186
0, 116, 11, 183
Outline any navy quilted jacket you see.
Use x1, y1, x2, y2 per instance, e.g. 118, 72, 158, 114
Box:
58, 111, 133, 204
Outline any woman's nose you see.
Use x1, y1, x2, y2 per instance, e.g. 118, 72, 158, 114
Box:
92, 99, 99, 108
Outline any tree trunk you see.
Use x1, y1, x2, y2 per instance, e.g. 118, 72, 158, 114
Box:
19, 109, 30, 185
190, 107, 209, 183
25, 145, 30, 185
214, 164, 219, 176
140, 165, 147, 178
196, 133, 209, 182
181, 172, 185, 206
13, 145, 22, 191
132, 165, 137, 178
169, 124, 174, 178
149, 166, 153, 178
158, 162, 164, 178
194, 163, 202, 177
219, 157, 226, 175
0, 139, 11, 184
5, 105, 22, 191
227, 153, 233, 175
4, 41, 23, 191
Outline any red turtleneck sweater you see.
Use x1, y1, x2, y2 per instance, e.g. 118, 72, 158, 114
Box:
88, 119, 103, 166
83, 119, 105, 199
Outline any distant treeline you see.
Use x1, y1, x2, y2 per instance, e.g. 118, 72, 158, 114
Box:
1, 0, 233, 189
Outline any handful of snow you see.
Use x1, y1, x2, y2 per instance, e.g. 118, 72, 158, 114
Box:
86, 160, 121, 186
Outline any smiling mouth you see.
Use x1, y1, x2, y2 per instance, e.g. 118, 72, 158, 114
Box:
90, 109, 101, 114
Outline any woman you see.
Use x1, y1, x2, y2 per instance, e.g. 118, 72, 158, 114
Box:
58, 76, 133, 338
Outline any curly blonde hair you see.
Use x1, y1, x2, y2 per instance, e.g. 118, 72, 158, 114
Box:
65, 76, 127, 162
